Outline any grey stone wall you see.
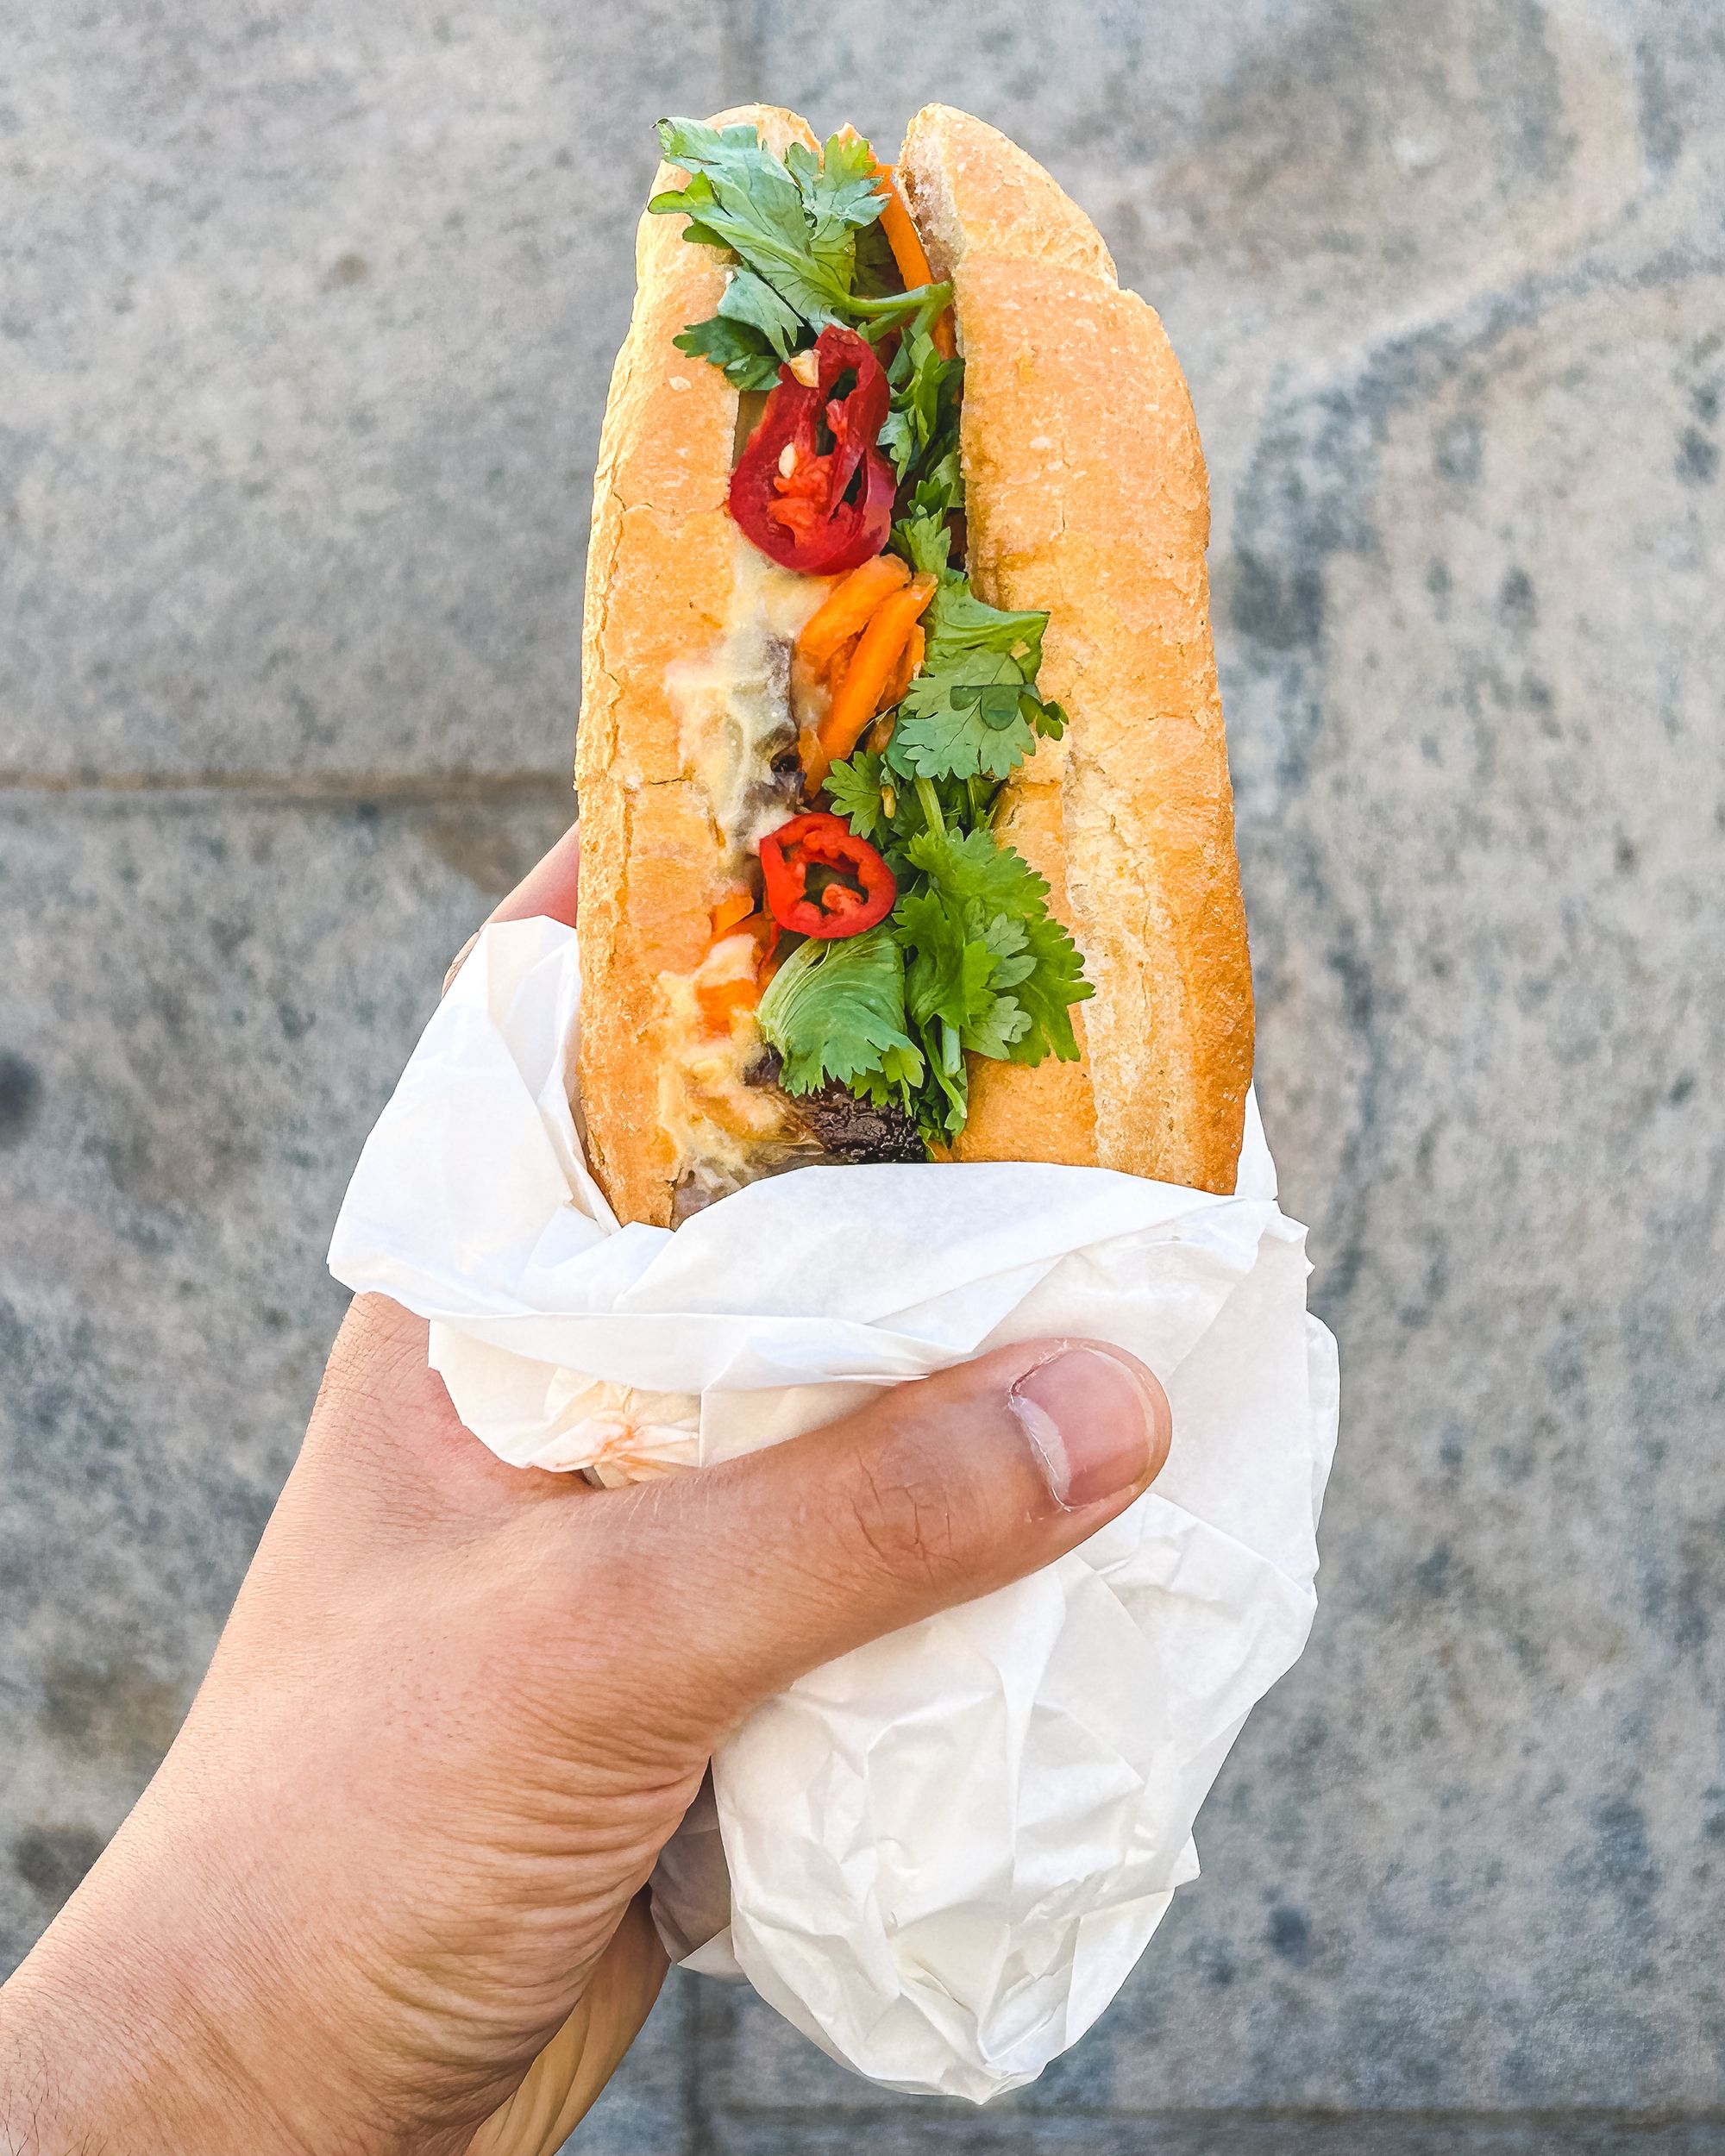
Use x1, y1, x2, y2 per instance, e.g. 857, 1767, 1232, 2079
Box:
3, 3, 1721, 2150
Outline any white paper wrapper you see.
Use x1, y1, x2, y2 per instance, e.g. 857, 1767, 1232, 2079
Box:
329, 918, 1339, 2102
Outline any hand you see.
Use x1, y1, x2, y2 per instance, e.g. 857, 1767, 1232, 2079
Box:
0, 826, 1171, 2156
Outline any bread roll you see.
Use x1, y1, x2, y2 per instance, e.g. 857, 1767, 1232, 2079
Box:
576, 106, 824, 1228
576, 104, 1252, 1225
900, 104, 1252, 1194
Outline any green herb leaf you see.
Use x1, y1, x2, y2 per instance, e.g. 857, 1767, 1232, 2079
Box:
924, 582, 1048, 674
881, 553, 1058, 780
824, 749, 894, 843
793, 130, 888, 238
894, 887, 1031, 1064
891, 511, 954, 580
755, 927, 922, 1095
652, 117, 859, 327
671, 315, 783, 392
891, 658, 1037, 780
903, 827, 1092, 1064
716, 268, 803, 359
880, 327, 964, 480
906, 448, 964, 521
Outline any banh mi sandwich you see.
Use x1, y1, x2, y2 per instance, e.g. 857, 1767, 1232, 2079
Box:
576, 103, 1253, 1229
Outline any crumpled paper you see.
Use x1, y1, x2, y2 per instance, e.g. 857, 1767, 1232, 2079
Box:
329, 917, 1339, 2102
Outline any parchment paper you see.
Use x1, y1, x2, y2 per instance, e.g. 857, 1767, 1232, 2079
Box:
330, 916, 1339, 2101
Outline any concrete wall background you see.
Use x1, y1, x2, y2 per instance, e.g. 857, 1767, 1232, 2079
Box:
3, 3, 1722, 2149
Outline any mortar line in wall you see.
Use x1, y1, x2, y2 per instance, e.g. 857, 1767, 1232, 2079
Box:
707, 2101, 1725, 2129
0, 770, 574, 806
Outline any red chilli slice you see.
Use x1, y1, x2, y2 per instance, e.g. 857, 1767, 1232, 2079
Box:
758, 812, 897, 939
729, 327, 896, 575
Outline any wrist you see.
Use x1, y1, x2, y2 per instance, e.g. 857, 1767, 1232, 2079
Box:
0, 1825, 391, 2156
1, 1934, 273, 2156
0, 1847, 480, 2156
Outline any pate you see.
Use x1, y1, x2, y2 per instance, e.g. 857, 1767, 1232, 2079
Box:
666, 538, 830, 875
655, 541, 834, 1210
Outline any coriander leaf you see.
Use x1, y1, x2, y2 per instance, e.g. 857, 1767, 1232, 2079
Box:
1009, 900, 1094, 1063
652, 117, 854, 326
890, 511, 953, 579
894, 877, 1031, 1068
716, 269, 803, 359
671, 315, 781, 392
960, 992, 1033, 1062
904, 827, 1092, 1063
880, 328, 963, 480
906, 823, 1043, 918
824, 749, 892, 843
924, 582, 1048, 675
906, 448, 964, 521
894, 889, 993, 1031
887, 560, 1058, 779
648, 166, 719, 219
979, 908, 1036, 991
878, 402, 915, 482
795, 130, 888, 235
756, 927, 921, 1095
784, 133, 881, 310
892, 657, 1039, 780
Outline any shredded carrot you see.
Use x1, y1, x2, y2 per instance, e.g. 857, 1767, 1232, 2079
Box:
735, 910, 779, 964
697, 975, 760, 1032
800, 726, 831, 797
819, 574, 937, 763
858, 624, 925, 762
710, 889, 754, 939
825, 630, 860, 686
882, 622, 925, 712
734, 908, 785, 985
874, 165, 956, 360
795, 555, 909, 679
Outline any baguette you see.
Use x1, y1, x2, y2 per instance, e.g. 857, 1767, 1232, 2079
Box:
900, 105, 1251, 1191
576, 106, 823, 1229
576, 105, 1251, 1225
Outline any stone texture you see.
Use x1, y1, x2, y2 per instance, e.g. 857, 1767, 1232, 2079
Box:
2, 1, 1722, 2151
3, 4, 733, 780
704, 2125, 1725, 2156
0, 789, 575, 1959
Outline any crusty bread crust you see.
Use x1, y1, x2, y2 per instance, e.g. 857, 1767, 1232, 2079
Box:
901, 105, 1253, 1194
577, 103, 1251, 1219
576, 107, 819, 1227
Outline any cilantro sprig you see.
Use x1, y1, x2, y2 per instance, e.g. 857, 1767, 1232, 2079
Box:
756, 925, 924, 1105
881, 514, 1068, 782
652, 120, 950, 387
881, 322, 962, 482
785, 511, 1088, 1141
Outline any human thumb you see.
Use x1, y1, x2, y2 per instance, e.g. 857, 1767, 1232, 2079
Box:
599, 1338, 1172, 1740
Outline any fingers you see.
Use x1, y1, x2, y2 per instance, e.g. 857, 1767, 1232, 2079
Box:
444, 823, 580, 996
490, 821, 580, 929
591, 1338, 1171, 1740
466, 1896, 666, 2156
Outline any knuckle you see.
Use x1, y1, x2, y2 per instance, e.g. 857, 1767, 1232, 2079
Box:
844, 1451, 969, 1596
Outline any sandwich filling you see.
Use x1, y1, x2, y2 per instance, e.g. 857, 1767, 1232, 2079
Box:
649, 117, 1092, 1206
